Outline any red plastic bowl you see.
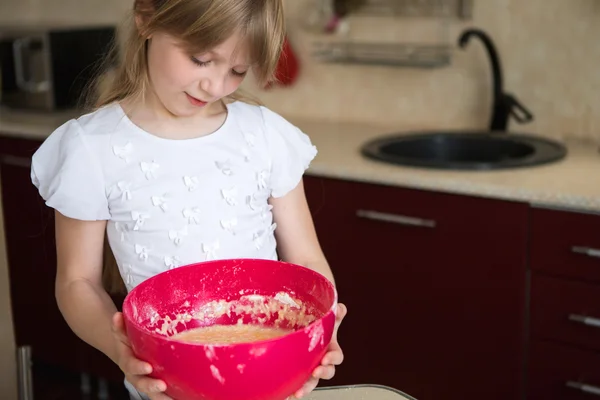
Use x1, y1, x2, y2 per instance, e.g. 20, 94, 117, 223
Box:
122, 258, 338, 400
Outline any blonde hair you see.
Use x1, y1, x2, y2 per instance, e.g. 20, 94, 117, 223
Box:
94, 0, 286, 295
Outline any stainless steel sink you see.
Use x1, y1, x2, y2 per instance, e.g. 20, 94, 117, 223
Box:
361, 131, 567, 171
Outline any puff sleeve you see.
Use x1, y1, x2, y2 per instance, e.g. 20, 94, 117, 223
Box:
260, 106, 318, 198
31, 119, 110, 221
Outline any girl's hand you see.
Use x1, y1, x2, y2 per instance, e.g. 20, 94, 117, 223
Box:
291, 303, 348, 399
112, 312, 173, 400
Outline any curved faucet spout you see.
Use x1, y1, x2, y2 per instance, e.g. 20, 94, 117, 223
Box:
458, 28, 533, 131
459, 28, 504, 102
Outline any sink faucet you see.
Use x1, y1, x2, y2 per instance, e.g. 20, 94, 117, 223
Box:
458, 28, 534, 132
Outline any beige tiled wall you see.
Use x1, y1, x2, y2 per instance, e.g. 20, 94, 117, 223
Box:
0, 0, 598, 142
258, 0, 600, 143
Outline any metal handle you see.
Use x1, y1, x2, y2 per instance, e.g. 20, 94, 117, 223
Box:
12, 37, 50, 93
567, 381, 600, 396
572, 246, 600, 259
17, 346, 34, 400
0, 155, 32, 168
80, 373, 92, 399
569, 314, 600, 328
97, 378, 109, 400
356, 209, 436, 228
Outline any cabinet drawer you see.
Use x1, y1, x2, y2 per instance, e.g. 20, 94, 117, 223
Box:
530, 207, 600, 283
528, 340, 600, 400
531, 274, 600, 352
325, 177, 528, 232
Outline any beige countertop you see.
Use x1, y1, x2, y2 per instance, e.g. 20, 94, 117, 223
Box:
308, 385, 415, 400
0, 107, 79, 140
290, 117, 600, 213
1, 106, 599, 213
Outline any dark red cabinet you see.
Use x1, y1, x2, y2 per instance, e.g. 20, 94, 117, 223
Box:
528, 340, 600, 400
4, 133, 599, 400
304, 175, 529, 400
528, 206, 600, 400
0, 137, 74, 364
0, 135, 123, 386
530, 274, 600, 353
530, 207, 600, 283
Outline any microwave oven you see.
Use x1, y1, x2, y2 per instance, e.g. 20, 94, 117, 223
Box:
0, 23, 116, 111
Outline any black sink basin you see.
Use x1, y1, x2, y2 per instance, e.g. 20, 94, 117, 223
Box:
361, 131, 567, 171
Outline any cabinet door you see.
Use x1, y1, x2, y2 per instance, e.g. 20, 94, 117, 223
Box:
0, 136, 123, 383
530, 274, 600, 353
528, 340, 600, 400
530, 207, 600, 283
303, 176, 366, 385
0, 138, 81, 370
304, 175, 529, 400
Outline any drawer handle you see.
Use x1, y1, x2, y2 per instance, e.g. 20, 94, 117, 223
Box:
17, 346, 34, 400
572, 246, 600, 259
567, 381, 600, 396
356, 210, 436, 228
568, 314, 600, 328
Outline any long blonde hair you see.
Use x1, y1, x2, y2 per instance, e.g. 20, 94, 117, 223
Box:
93, 0, 286, 295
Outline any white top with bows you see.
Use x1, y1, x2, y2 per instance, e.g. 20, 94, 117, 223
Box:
31, 101, 317, 292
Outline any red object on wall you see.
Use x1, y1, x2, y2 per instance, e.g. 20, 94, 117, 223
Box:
265, 36, 300, 89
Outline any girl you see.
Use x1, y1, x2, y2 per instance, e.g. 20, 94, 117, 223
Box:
30, 0, 347, 399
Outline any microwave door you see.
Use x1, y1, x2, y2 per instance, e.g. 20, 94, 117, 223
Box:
13, 37, 50, 93
0, 35, 53, 110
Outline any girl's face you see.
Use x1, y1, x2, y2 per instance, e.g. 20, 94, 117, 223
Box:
146, 31, 250, 116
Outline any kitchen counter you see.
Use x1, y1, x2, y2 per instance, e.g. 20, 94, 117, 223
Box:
290, 117, 600, 213
309, 385, 416, 400
0, 107, 79, 140
1, 106, 599, 213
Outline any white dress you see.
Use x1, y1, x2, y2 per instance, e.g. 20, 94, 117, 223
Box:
31, 101, 317, 292
31, 101, 317, 399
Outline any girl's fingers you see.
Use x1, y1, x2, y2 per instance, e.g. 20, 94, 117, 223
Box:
321, 347, 344, 366
336, 303, 348, 322
129, 376, 167, 395
148, 394, 173, 400
124, 356, 153, 376
112, 312, 153, 377
294, 376, 319, 399
111, 312, 131, 345
314, 365, 336, 380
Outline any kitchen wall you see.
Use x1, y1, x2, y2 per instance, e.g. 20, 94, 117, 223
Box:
259, 0, 600, 143
1, 0, 598, 142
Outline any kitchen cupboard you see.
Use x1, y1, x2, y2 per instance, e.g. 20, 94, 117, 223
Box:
0, 135, 125, 398
1, 133, 599, 400
527, 207, 600, 400
303, 175, 529, 400
0, 136, 81, 369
